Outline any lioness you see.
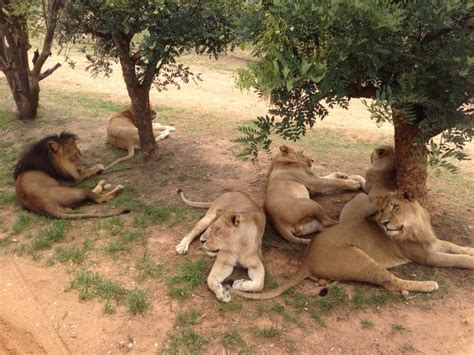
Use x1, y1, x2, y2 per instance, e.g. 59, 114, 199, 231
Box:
14, 132, 128, 219
265, 145, 364, 244
105, 105, 176, 170
229, 191, 474, 300
175, 189, 266, 302
340, 145, 396, 222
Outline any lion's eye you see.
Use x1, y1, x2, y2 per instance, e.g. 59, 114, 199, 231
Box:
393, 204, 399, 211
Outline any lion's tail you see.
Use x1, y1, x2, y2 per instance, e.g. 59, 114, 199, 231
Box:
228, 268, 308, 300
49, 209, 131, 219
177, 188, 212, 209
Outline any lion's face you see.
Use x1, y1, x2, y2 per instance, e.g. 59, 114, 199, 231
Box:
200, 213, 247, 256
48, 137, 85, 177
370, 145, 395, 168
276, 145, 314, 168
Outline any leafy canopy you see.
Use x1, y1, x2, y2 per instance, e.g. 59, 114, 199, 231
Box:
59, 0, 243, 91
235, 0, 473, 169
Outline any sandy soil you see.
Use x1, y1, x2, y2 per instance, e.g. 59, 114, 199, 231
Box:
0, 49, 473, 354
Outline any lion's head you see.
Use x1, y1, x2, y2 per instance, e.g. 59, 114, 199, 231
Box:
375, 191, 435, 243
14, 132, 85, 182
120, 105, 157, 127
370, 145, 395, 170
200, 213, 261, 257
270, 145, 314, 171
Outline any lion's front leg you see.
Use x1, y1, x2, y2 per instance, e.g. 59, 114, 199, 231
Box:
436, 240, 474, 257
207, 259, 235, 303
78, 164, 105, 182
425, 252, 474, 269
232, 260, 265, 292
308, 176, 363, 195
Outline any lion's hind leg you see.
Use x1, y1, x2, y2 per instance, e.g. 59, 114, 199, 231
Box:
94, 184, 124, 203
176, 211, 219, 254
312, 245, 438, 293
232, 259, 265, 292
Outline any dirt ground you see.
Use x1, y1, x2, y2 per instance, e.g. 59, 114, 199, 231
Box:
0, 48, 473, 354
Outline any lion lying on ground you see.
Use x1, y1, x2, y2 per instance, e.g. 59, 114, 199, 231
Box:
105, 105, 176, 170
340, 145, 396, 222
175, 189, 265, 302
14, 132, 128, 219
265, 145, 364, 244
229, 191, 474, 300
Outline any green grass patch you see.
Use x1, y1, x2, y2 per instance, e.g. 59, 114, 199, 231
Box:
222, 328, 247, 351
253, 326, 281, 339
55, 245, 86, 264
391, 323, 407, 333
128, 289, 149, 314
166, 258, 209, 299
104, 238, 130, 256
175, 310, 201, 328
271, 302, 305, 328
352, 285, 402, 309
217, 301, 242, 314
0, 191, 16, 206
12, 212, 32, 235
136, 258, 166, 283
163, 328, 207, 355
67, 271, 149, 314
30, 220, 68, 251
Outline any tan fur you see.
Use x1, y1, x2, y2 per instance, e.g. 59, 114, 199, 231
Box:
105, 105, 176, 170
265, 145, 364, 244
230, 193, 474, 300
340, 145, 397, 222
15, 134, 126, 219
175, 189, 266, 302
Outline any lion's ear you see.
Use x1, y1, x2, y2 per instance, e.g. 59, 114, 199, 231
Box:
279, 145, 290, 155
376, 148, 386, 158
403, 190, 415, 202
48, 141, 60, 153
229, 214, 240, 227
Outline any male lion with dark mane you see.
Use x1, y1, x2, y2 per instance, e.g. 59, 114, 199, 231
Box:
105, 105, 176, 170
14, 132, 128, 219
229, 191, 474, 300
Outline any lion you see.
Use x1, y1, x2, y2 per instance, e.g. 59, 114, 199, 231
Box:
105, 105, 176, 170
175, 189, 266, 302
339, 145, 397, 222
14, 132, 128, 219
229, 191, 474, 300
265, 145, 365, 244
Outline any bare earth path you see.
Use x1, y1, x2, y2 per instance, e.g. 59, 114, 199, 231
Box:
1, 50, 473, 354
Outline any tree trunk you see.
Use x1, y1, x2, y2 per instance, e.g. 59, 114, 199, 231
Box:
3, 66, 39, 120
131, 92, 159, 161
393, 110, 428, 203
113, 33, 159, 161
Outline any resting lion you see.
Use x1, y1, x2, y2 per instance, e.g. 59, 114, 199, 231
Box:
175, 189, 266, 302
265, 145, 364, 244
105, 105, 176, 170
14, 132, 128, 219
340, 145, 396, 222
229, 191, 474, 300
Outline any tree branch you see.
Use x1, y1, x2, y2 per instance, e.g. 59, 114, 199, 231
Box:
39, 62, 61, 80
420, 12, 474, 45
346, 83, 377, 99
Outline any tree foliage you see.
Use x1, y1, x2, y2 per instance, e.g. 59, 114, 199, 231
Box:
235, 0, 473, 171
59, 0, 243, 160
0, 0, 63, 120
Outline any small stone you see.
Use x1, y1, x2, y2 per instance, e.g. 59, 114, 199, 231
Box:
401, 290, 409, 297
104, 184, 112, 190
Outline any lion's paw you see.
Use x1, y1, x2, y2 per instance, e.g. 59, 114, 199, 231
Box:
232, 279, 250, 291
115, 184, 125, 191
348, 175, 366, 187
334, 172, 348, 179
175, 242, 189, 255
95, 164, 105, 173
428, 281, 439, 292
217, 289, 231, 303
